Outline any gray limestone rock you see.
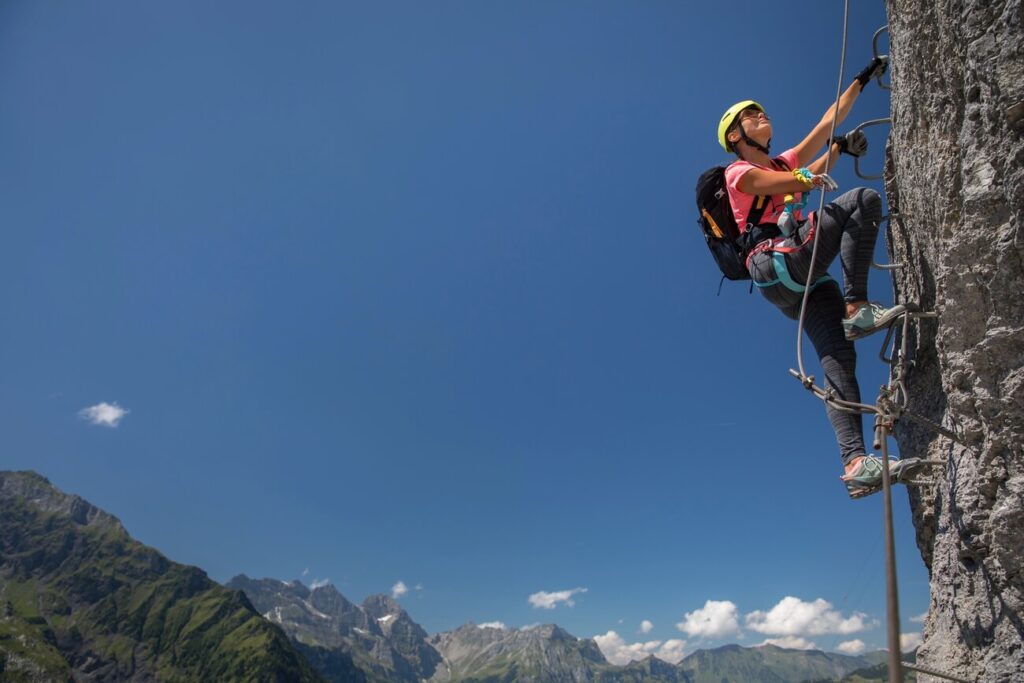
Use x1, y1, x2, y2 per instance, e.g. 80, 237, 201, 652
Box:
885, 1, 1024, 681
0, 471, 124, 533
428, 623, 611, 683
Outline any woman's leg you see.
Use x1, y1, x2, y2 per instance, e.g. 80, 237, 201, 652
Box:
786, 187, 882, 304
779, 280, 866, 465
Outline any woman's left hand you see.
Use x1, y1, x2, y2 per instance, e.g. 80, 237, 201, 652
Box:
855, 56, 888, 89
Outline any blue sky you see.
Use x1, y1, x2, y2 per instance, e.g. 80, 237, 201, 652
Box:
1, 0, 928, 663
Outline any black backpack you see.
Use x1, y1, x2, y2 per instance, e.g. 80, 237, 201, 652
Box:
695, 158, 788, 284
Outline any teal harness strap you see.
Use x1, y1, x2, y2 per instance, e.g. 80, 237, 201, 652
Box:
753, 251, 834, 293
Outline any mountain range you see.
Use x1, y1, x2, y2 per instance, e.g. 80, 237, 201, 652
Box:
0, 471, 907, 682
0, 470, 320, 682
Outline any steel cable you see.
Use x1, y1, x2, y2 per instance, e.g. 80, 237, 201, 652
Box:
795, 0, 850, 379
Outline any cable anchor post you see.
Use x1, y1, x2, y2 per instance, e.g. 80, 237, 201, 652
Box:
876, 416, 903, 683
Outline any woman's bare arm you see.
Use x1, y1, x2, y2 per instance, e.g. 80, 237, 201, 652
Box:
737, 168, 812, 196
806, 142, 843, 175
791, 80, 863, 167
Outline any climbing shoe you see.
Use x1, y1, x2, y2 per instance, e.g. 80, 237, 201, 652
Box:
843, 302, 907, 340
842, 455, 898, 499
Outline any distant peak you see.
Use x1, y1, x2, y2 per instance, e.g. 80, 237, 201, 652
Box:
362, 593, 402, 617
0, 470, 125, 533
309, 580, 336, 592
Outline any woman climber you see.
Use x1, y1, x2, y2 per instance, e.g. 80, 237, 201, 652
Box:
719, 56, 903, 499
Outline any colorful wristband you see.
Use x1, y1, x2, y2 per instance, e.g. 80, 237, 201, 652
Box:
793, 168, 815, 189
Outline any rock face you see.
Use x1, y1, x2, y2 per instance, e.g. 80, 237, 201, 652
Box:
676, 644, 884, 683
228, 576, 441, 682
0, 470, 124, 532
428, 623, 613, 682
885, 1, 1024, 681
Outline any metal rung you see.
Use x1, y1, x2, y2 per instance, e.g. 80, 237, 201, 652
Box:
902, 479, 937, 487
872, 26, 892, 91
892, 457, 945, 482
874, 215, 905, 269
880, 307, 937, 365
904, 662, 975, 683
851, 118, 892, 180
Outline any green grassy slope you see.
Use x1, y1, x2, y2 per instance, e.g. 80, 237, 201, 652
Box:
0, 471, 324, 682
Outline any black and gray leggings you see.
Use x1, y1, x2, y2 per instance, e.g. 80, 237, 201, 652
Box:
747, 187, 883, 465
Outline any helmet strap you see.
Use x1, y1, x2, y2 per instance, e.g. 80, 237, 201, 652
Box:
737, 119, 771, 155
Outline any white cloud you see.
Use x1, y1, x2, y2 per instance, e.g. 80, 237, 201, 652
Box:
640, 620, 654, 634
478, 622, 507, 630
519, 623, 540, 631
593, 631, 663, 665
744, 597, 873, 636
676, 600, 741, 639
656, 639, 688, 664
760, 636, 818, 650
310, 578, 330, 590
415, 583, 424, 591
528, 587, 588, 609
593, 631, 688, 666
901, 632, 923, 652
79, 402, 129, 428
302, 568, 310, 577
910, 612, 927, 624
837, 639, 866, 655
392, 581, 408, 599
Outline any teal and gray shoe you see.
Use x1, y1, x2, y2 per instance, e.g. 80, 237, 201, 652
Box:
842, 455, 898, 499
843, 302, 908, 341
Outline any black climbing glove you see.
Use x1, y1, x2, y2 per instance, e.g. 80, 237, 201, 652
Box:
854, 56, 888, 89
831, 130, 869, 157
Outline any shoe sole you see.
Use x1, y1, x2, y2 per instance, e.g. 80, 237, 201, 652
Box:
847, 483, 882, 499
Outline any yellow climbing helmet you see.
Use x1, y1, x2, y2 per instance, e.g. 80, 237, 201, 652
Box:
718, 100, 765, 152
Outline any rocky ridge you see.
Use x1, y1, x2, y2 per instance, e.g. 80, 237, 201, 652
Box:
1, 469, 890, 683
427, 623, 613, 682
0, 471, 323, 683
227, 575, 442, 682
235, 579, 892, 683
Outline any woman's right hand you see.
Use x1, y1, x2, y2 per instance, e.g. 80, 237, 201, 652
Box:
811, 173, 839, 191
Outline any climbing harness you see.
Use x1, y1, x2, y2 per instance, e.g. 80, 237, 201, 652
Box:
754, 251, 833, 293
745, 210, 834, 293
786, 5, 974, 682
776, 193, 806, 236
